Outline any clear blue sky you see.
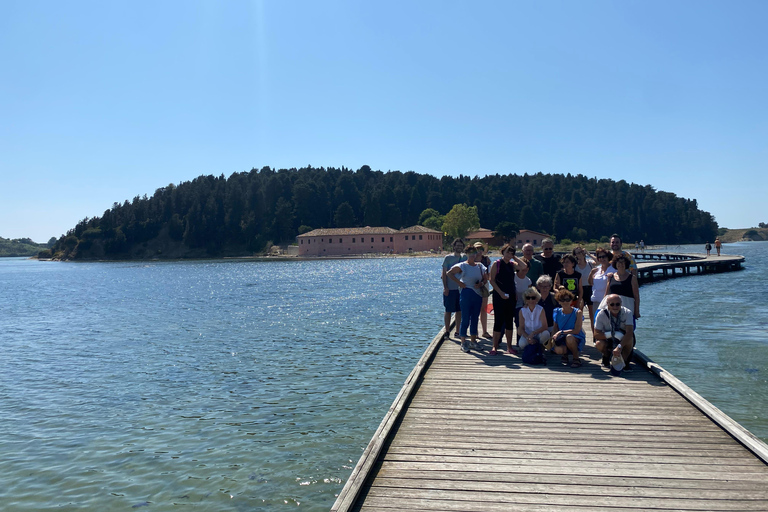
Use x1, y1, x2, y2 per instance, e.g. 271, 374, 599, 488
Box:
2, 0, 766, 243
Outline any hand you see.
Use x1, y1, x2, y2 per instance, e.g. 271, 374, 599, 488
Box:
443, 287, 449, 296
613, 346, 622, 357
459, 282, 466, 289
503, 293, 509, 299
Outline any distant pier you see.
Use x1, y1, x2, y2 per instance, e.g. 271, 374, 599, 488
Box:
332, 252, 768, 511
635, 252, 744, 284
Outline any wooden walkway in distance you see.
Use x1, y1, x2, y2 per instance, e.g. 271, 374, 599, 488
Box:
635, 252, 744, 284
332, 315, 768, 511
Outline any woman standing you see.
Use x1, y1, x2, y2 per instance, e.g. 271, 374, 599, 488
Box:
447, 246, 488, 353
588, 248, 616, 329
489, 244, 526, 355
474, 242, 493, 338
602, 255, 640, 320
573, 247, 594, 328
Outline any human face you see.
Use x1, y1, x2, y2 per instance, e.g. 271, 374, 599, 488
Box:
542, 243, 554, 255
597, 253, 610, 266
615, 260, 627, 272
537, 283, 551, 295
607, 296, 622, 314
453, 242, 465, 253
523, 246, 534, 259
563, 258, 574, 270
610, 237, 622, 251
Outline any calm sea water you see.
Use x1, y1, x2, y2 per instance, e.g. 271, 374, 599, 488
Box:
1, 242, 766, 511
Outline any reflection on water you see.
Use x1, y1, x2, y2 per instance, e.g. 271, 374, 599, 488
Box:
0, 242, 766, 510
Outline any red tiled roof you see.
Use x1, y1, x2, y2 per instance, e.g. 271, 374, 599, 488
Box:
397, 225, 442, 234
298, 226, 399, 237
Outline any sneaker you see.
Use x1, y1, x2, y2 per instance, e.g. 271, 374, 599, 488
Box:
470, 341, 478, 350
461, 341, 470, 353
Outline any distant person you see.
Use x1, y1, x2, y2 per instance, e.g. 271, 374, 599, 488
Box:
554, 254, 583, 307
715, 238, 722, 256
594, 294, 634, 370
705, 241, 712, 257
536, 275, 558, 335
447, 246, 487, 353
518, 286, 551, 350
609, 234, 637, 276
634, 241, 639, 251
640, 240, 645, 252
521, 243, 544, 284
489, 243, 526, 355
474, 242, 492, 339
534, 238, 562, 280
551, 288, 586, 368
441, 238, 465, 339
588, 248, 616, 328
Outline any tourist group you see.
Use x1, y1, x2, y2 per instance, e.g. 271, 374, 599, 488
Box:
442, 234, 639, 374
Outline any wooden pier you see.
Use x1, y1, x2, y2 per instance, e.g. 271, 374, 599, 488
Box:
332, 254, 768, 511
635, 253, 744, 284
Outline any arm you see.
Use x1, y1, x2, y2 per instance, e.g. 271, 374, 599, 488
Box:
554, 273, 561, 289
577, 280, 583, 304
570, 310, 583, 336
441, 266, 449, 296
603, 273, 613, 300
588, 267, 598, 286
447, 266, 465, 289
631, 275, 640, 318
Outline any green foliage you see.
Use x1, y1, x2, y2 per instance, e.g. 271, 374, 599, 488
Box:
419, 208, 444, 232
442, 204, 480, 240
297, 225, 314, 234
493, 221, 518, 241
50, 166, 719, 260
0, 236, 49, 257
560, 238, 573, 246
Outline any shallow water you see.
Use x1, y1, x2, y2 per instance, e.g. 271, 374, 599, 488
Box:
1, 242, 766, 510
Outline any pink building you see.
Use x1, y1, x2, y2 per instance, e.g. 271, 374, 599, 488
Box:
516, 229, 551, 248
297, 225, 443, 256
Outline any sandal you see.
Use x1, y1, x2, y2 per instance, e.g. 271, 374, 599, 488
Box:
561, 355, 569, 365
482, 332, 492, 339
570, 359, 582, 368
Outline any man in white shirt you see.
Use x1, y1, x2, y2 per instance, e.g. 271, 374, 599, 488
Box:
593, 294, 634, 369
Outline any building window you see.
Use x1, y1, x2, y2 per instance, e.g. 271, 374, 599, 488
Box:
390, 237, 393, 242
301, 240, 303, 244
371, 238, 374, 242
329, 239, 332, 243
405, 235, 409, 240
419, 235, 423, 240
381, 237, 384, 242
339, 239, 342, 243
352, 238, 356, 243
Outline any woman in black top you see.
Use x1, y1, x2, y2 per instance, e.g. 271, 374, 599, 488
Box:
489, 243, 526, 355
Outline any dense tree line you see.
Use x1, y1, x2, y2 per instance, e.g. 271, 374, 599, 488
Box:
50, 165, 718, 259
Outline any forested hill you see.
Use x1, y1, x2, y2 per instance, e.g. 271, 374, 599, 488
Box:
48, 165, 718, 260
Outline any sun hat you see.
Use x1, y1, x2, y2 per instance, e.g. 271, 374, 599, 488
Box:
473, 242, 485, 250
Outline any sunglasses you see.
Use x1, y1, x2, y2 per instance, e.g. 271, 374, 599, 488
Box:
525, 296, 538, 300
608, 302, 621, 306
543, 248, 553, 251
598, 255, 609, 260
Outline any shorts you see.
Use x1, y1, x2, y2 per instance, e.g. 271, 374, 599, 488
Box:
443, 289, 460, 313
582, 286, 593, 305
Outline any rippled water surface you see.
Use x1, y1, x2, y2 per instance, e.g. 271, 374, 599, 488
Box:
1, 243, 766, 511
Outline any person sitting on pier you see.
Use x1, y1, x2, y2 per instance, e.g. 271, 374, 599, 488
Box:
594, 294, 634, 370
447, 246, 488, 353
609, 234, 637, 277
489, 243, 527, 355
536, 275, 558, 336
551, 288, 586, 368
518, 286, 551, 351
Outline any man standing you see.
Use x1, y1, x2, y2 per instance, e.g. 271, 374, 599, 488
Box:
442, 238, 466, 338
534, 238, 562, 280
610, 234, 637, 277
594, 294, 634, 371
521, 243, 544, 284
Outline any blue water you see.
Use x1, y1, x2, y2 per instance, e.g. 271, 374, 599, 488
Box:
1, 242, 766, 511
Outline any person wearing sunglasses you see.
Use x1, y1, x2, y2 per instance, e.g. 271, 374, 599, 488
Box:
594, 294, 634, 370
447, 246, 488, 353
534, 238, 562, 280
517, 286, 551, 351
489, 243, 527, 355
551, 288, 586, 368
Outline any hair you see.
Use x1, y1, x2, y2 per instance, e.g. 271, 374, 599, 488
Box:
572, 247, 586, 257
554, 288, 575, 302
465, 246, 478, 255
522, 243, 534, 251
541, 238, 554, 246
524, 286, 541, 301
452, 238, 465, 247
595, 247, 610, 259
610, 233, 622, 242
561, 254, 577, 266
614, 255, 631, 268
536, 275, 553, 288
500, 243, 514, 254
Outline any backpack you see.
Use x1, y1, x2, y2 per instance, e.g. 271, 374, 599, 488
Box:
521, 343, 546, 365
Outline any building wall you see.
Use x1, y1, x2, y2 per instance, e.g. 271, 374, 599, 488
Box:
298, 232, 442, 256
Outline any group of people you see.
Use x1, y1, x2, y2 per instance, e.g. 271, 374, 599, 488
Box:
441, 234, 640, 372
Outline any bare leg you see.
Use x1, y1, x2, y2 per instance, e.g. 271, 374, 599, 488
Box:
492, 330, 501, 351
480, 297, 490, 337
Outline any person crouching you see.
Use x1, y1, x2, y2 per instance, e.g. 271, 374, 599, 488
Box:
593, 294, 634, 372
518, 286, 551, 350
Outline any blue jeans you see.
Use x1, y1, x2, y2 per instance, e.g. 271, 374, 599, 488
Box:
459, 288, 482, 337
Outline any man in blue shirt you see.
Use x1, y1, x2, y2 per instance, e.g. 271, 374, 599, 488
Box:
442, 238, 466, 338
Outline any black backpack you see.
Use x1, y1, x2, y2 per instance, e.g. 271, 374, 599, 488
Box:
521, 343, 546, 365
